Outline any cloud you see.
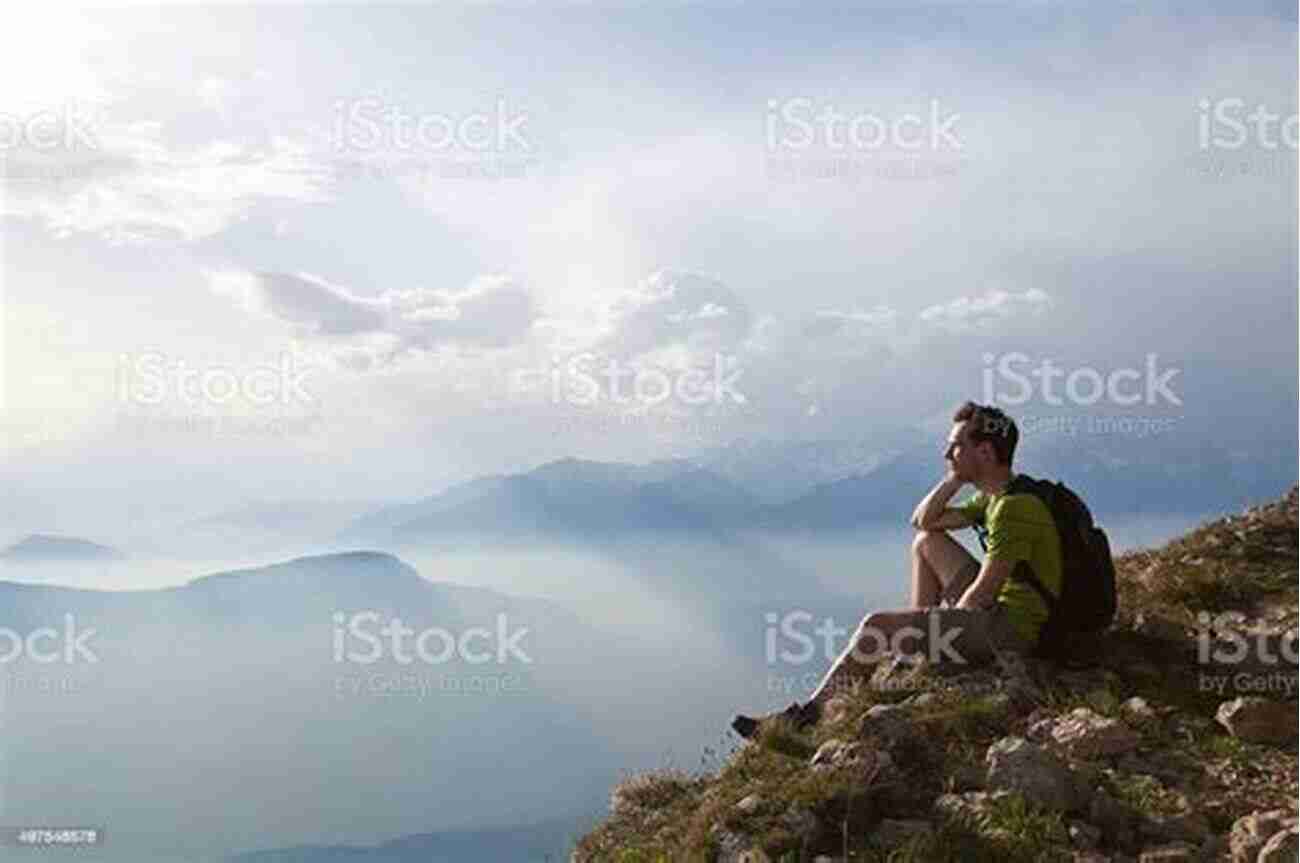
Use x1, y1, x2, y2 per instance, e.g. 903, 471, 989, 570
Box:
918, 288, 1051, 331
1, 121, 332, 244
207, 270, 538, 364
597, 269, 754, 360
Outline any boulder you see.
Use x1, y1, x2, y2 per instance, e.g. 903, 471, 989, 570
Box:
1036, 707, 1141, 758
1215, 697, 1296, 745
985, 736, 1075, 812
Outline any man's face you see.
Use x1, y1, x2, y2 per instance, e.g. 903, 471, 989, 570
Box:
944, 421, 981, 481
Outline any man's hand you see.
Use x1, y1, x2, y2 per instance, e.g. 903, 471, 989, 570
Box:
910, 474, 968, 531
955, 557, 1015, 610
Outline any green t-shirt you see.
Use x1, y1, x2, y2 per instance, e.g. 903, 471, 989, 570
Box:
957, 487, 1063, 643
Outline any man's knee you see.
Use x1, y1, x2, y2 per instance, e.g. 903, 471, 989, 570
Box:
911, 529, 945, 558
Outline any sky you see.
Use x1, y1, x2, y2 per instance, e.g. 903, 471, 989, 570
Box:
0, 1, 1296, 535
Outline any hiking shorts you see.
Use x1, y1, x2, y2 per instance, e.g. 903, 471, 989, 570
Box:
933, 559, 1033, 661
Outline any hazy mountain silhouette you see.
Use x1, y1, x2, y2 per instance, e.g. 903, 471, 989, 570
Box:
0, 533, 126, 562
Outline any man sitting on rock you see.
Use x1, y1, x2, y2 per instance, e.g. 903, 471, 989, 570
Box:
732, 401, 1062, 739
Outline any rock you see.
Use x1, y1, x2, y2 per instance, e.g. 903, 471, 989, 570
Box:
782, 806, 819, 840
934, 790, 1014, 823
811, 739, 887, 776
905, 691, 939, 708
1230, 810, 1299, 862
1122, 697, 1157, 720
1259, 827, 1299, 863
1137, 842, 1197, 862
1133, 613, 1189, 642
735, 793, 763, 814
811, 739, 846, 766
1089, 788, 1137, 839
823, 696, 854, 725
985, 736, 1074, 812
1215, 697, 1296, 745
872, 818, 934, 848
857, 702, 916, 746
710, 826, 750, 863
1069, 820, 1103, 849
1045, 707, 1141, 758
1141, 808, 1210, 845
737, 851, 771, 863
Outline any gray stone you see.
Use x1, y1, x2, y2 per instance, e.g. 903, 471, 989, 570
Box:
735, 793, 763, 814
985, 736, 1074, 812
1046, 707, 1141, 758
782, 806, 819, 839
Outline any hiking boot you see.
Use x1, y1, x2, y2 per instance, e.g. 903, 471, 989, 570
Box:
730, 701, 822, 740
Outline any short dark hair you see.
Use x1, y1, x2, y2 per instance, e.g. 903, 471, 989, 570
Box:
953, 401, 1018, 466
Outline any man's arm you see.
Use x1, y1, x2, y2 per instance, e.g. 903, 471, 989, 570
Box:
910, 475, 974, 531
954, 557, 1015, 610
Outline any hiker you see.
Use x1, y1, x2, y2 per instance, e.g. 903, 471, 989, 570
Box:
732, 401, 1064, 739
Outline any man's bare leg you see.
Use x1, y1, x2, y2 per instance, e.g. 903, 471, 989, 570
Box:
804, 609, 920, 705
910, 530, 979, 609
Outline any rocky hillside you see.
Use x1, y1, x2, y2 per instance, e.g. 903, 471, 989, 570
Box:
574, 488, 1299, 862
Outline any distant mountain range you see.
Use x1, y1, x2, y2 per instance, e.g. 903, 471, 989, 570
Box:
338, 437, 1293, 544
229, 816, 592, 863
0, 551, 641, 861
0, 533, 125, 562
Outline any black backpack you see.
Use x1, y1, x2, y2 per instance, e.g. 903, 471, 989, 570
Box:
975, 475, 1118, 659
